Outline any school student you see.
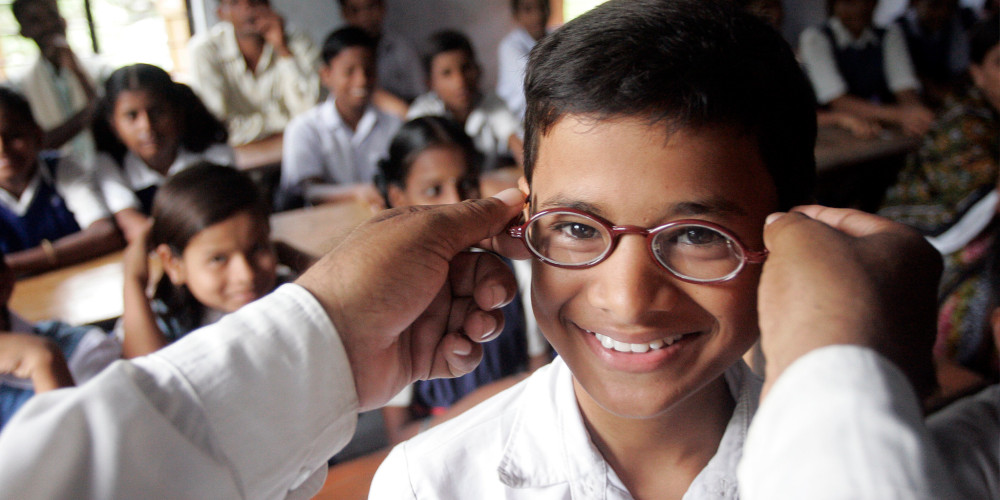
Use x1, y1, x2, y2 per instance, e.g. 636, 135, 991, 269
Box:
0, 87, 121, 276
375, 116, 550, 444
408, 30, 524, 170
337, 0, 425, 104
496, 0, 551, 120
799, 0, 936, 137
92, 64, 233, 243
119, 164, 280, 359
187, 0, 320, 145
894, 0, 977, 106
278, 27, 400, 210
0, 254, 120, 429
8, 0, 111, 169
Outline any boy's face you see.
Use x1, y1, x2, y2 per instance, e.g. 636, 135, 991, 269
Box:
16, 1, 65, 48
341, 0, 385, 38
514, 0, 550, 41
527, 115, 777, 418
321, 46, 376, 117
429, 49, 480, 118
0, 108, 43, 189
388, 145, 479, 207
833, 0, 876, 37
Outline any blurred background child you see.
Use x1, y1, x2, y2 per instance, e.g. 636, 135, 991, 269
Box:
0, 86, 121, 276
375, 116, 549, 445
894, 0, 977, 107
0, 255, 120, 429
119, 164, 280, 359
278, 27, 400, 211
408, 30, 524, 171
496, 0, 551, 121
92, 64, 232, 243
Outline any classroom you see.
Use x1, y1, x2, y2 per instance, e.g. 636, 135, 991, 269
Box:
0, 0, 996, 498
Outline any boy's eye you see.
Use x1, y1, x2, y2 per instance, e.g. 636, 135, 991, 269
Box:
552, 221, 599, 240
209, 254, 228, 265
673, 226, 726, 246
422, 185, 443, 198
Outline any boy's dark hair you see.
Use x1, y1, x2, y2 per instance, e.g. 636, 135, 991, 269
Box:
0, 85, 40, 130
321, 26, 377, 64
523, 0, 816, 210
422, 29, 476, 75
93, 63, 228, 165
510, 0, 551, 15
970, 14, 999, 65
375, 116, 482, 204
149, 163, 268, 330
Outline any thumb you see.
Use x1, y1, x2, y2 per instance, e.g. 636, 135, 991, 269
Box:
398, 188, 525, 255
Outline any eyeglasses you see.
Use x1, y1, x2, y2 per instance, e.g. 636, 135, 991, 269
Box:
508, 208, 767, 284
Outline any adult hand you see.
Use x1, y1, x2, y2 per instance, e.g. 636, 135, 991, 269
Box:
251, 6, 290, 57
296, 188, 529, 410
0, 333, 75, 393
896, 104, 935, 137
757, 206, 941, 400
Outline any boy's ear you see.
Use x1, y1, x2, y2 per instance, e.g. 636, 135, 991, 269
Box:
155, 244, 186, 286
386, 184, 406, 208
517, 176, 530, 217
318, 63, 335, 89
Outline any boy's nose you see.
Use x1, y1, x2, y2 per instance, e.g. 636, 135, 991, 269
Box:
586, 236, 683, 323
439, 184, 462, 204
229, 254, 256, 283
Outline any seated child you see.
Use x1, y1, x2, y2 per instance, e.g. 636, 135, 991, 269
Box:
496, 0, 551, 120
119, 164, 288, 358
375, 116, 550, 444
278, 26, 401, 211
370, 0, 817, 497
0, 255, 120, 429
407, 30, 524, 171
0, 86, 122, 276
92, 63, 232, 242
799, 0, 936, 136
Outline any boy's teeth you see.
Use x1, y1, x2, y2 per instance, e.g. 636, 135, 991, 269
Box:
593, 332, 684, 353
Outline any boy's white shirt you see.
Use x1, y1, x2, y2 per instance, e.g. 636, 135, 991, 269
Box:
94, 144, 236, 214
0, 155, 110, 229
371, 356, 761, 499
496, 27, 537, 120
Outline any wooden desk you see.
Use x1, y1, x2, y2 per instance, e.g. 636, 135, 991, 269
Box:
815, 126, 920, 173
813, 126, 921, 210
10, 201, 374, 325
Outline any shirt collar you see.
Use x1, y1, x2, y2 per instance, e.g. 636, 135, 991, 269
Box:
497, 358, 761, 498
321, 98, 380, 143
0, 161, 47, 216
829, 17, 880, 48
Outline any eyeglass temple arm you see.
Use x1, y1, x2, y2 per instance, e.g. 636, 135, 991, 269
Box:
745, 248, 769, 263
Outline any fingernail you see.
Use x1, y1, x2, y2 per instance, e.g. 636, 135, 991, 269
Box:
765, 212, 786, 225
452, 341, 471, 356
490, 284, 508, 309
491, 188, 524, 207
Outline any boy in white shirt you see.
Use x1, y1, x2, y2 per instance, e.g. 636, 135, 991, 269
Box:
496, 0, 551, 120
278, 27, 401, 210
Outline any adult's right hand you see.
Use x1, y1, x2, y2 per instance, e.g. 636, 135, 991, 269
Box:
757, 206, 942, 400
296, 188, 529, 411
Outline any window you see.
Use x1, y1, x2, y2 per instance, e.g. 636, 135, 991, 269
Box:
0, 0, 190, 81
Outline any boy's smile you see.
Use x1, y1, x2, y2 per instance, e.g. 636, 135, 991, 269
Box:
528, 115, 777, 419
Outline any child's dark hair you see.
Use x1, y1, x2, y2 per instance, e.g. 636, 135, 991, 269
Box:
375, 116, 482, 204
93, 63, 228, 165
422, 29, 476, 76
149, 163, 268, 329
321, 26, 377, 64
523, 0, 816, 210
0, 86, 40, 130
510, 0, 551, 16
970, 14, 1000, 65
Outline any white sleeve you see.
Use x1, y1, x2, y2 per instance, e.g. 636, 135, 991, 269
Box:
92, 153, 141, 214
280, 110, 329, 198
739, 345, 961, 500
369, 445, 418, 499
798, 26, 848, 105
496, 34, 528, 119
55, 156, 112, 228
65, 327, 122, 384
882, 24, 921, 94
0, 284, 360, 500
387, 383, 414, 407
926, 385, 1000, 500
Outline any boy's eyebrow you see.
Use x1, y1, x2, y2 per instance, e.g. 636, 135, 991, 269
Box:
535, 196, 748, 220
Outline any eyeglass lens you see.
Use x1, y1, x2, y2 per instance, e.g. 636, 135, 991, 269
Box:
524, 211, 744, 281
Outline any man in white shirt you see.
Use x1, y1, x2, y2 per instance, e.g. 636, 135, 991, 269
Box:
0, 189, 987, 499
187, 0, 320, 146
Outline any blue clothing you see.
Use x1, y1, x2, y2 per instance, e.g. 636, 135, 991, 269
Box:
0, 321, 107, 428
0, 156, 81, 253
823, 25, 893, 103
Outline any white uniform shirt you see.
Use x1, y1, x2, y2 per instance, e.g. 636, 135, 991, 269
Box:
94, 144, 235, 214
496, 27, 537, 120
799, 18, 921, 105
0, 156, 109, 229
188, 22, 320, 146
407, 91, 522, 171
376, 30, 426, 102
372, 357, 761, 499
279, 99, 401, 200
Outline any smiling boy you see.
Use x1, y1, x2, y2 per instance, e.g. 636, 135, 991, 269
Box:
369, 0, 816, 498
